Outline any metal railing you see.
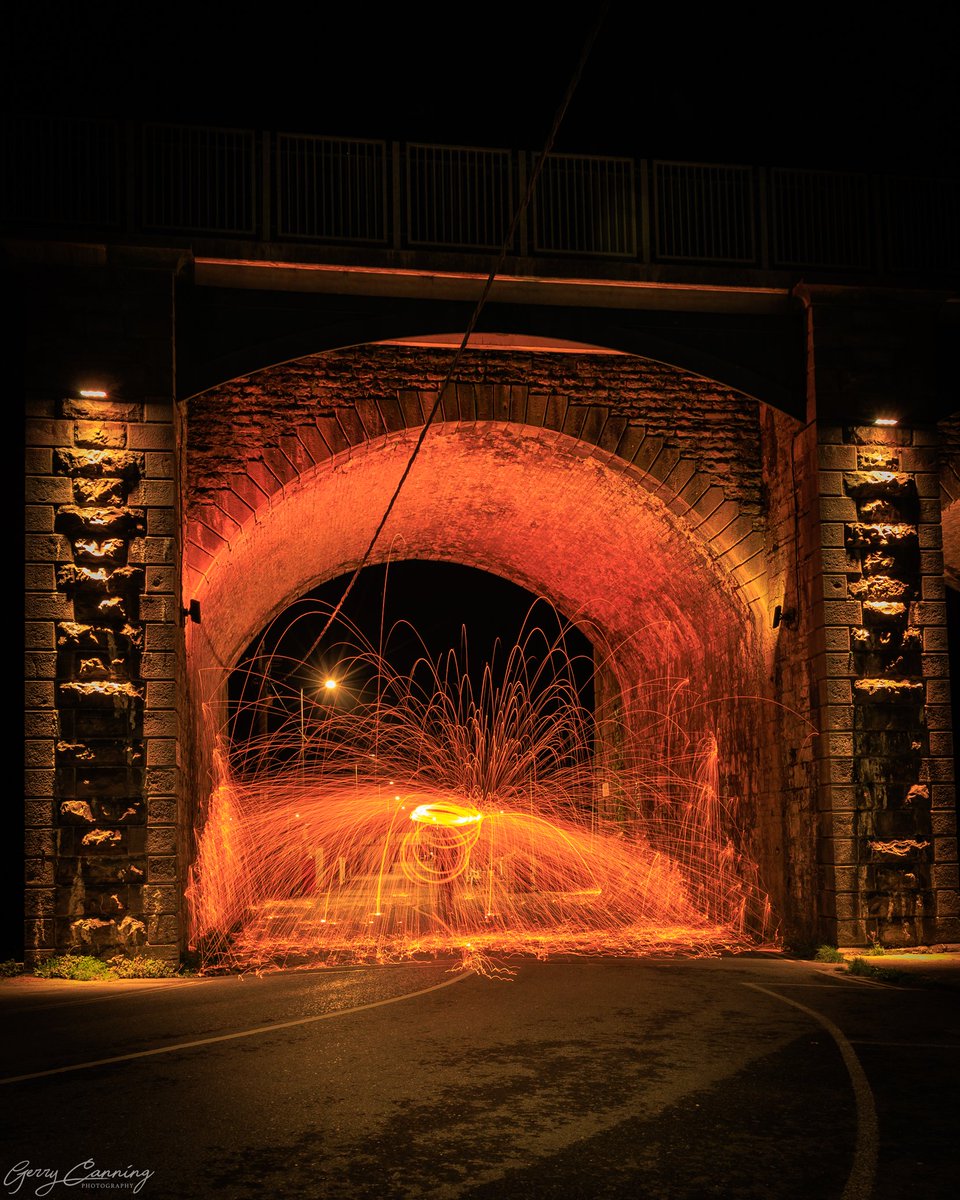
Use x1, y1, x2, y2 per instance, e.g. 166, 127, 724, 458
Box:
881, 173, 960, 274
2, 115, 121, 229
653, 161, 755, 263
771, 169, 872, 270
406, 143, 512, 249
3, 116, 958, 277
277, 134, 387, 243
533, 153, 636, 257
142, 123, 256, 236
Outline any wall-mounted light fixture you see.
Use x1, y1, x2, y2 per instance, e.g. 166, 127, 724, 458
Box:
181, 599, 201, 625
773, 604, 796, 629
79, 389, 109, 399
874, 417, 898, 427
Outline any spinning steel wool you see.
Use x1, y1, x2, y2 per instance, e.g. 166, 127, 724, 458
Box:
188, 603, 773, 973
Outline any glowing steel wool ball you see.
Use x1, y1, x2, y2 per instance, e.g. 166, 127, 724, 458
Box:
401, 800, 485, 885
409, 801, 484, 828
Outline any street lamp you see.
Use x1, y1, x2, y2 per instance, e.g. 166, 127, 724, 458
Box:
301, 677, 339, 766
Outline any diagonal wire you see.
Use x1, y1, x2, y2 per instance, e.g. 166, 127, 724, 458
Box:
304, 3, 611, 660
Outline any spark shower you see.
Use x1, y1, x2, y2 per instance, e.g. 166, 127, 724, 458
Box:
187, 586, 774, 973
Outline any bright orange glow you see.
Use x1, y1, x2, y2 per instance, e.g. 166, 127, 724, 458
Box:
409, 800, 484, 827
186, 610, 775, 975
324, 678, 337, 690
402, 801, 485, 885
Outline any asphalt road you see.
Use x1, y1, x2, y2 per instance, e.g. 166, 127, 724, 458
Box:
0, 956, 957, 1200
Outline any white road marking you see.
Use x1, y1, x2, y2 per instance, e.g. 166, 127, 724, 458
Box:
0, 970, 472, 1085
745, 983, 877, 1200
0, 980, 206, 1014
851, 1039, 960, 1050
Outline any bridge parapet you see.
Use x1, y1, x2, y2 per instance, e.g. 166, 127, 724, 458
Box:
4, 116, 958, 287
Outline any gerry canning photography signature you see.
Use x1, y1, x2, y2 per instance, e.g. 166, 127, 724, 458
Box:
4, 1162, 154, 1196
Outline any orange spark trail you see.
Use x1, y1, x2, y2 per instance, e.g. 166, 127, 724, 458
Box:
187, 611, 775, 974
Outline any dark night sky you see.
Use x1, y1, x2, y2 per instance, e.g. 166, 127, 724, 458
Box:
9, 1, 959, 173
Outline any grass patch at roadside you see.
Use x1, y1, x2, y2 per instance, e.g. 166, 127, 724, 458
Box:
32, 954, 180, 981
35, 955, 115, 981
847, 956, 909, 983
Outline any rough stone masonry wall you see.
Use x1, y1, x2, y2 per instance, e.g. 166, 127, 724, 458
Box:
757, 405, 820, 945
813, 423, 959, 945
24, 396, 181, 963
187, 346, 763, 516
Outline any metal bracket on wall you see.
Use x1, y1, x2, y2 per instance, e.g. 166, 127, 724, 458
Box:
772, 604, 796, 629
181, 599, 201, 626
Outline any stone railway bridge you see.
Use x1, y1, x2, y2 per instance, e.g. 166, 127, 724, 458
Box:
8, 121, 960, 961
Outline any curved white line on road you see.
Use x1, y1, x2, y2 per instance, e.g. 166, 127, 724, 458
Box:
0, 980, 206, 1014
745, 983, 877, 1200
0, 970, 473, 1085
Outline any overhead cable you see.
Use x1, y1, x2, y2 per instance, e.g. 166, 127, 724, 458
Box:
304, 3, 611, 657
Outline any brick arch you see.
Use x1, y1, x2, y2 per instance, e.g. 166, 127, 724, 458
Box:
185, 373, 769, 630
181, 297, 802, 417
186, 423, 770, 822
184, 357, 781, 911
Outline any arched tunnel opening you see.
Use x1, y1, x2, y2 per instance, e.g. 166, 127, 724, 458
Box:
226, 561, 595, 769
185, 415, 780, 971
